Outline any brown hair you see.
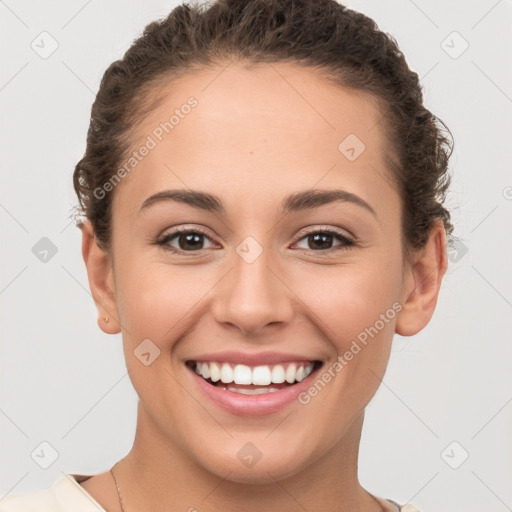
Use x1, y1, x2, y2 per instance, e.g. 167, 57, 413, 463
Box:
72, 0, 454, 259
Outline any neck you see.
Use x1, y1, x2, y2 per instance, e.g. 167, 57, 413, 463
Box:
115, 402, 382, 512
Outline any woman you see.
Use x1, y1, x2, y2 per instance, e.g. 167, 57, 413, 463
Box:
1, 0, 453, 510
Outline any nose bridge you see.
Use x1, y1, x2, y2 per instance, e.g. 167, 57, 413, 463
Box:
234, 235, 276, 300
212, 234, 294, 334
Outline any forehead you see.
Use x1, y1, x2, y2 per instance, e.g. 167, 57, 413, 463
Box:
113, 61, 397, 218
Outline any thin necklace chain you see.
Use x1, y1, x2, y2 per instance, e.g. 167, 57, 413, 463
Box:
110, 461, 126, 512
109, 461, 392, 512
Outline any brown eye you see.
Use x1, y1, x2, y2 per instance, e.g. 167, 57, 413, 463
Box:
156, 229, 215, 253
294, 229, 354, 252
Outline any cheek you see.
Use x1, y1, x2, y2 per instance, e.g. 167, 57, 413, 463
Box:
294, 257, 402, 348
118, 265, 203, 341
115, 264, 205, 399
291, 262, 401, 428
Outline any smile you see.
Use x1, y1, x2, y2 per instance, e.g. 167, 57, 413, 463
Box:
185, 359, 323, 414
189, 360, 318, 391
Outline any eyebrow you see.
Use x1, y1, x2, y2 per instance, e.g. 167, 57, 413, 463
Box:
138, 188, 377, 217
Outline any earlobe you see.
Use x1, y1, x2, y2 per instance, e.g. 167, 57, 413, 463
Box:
395, 219, 448, 337
81, 220, 121, 335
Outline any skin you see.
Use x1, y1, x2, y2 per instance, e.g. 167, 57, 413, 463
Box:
80, 61, 448, 512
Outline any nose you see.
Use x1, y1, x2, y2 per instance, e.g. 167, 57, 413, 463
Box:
211, 243, 295, 337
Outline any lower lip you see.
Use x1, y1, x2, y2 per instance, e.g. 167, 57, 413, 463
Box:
187, 364, 321, 416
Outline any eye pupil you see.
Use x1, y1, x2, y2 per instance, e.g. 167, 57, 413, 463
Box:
309, 233, 333, 250
179, 232, 203, 250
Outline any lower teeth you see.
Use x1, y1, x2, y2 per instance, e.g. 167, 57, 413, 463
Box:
223, 386, 281, 394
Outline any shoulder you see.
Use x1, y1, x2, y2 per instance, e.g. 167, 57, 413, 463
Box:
0, 485, 60, 512
0, 474, 106, 512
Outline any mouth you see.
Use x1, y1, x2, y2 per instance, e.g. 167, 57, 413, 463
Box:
185, 360, 324, 395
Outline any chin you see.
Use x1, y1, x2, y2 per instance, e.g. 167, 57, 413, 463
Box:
197, 449, 307, 485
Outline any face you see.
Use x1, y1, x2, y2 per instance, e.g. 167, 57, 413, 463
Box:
93, 61, 426, 483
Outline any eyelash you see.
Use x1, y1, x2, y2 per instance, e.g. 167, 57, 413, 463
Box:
154, 226, 356, 255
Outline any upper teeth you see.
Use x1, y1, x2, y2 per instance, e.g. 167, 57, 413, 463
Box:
193, 361, 314, 385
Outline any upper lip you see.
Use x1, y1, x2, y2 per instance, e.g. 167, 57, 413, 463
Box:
186, 351, 322, 366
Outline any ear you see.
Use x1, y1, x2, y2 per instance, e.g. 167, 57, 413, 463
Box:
81, 219, 121, 335
395, 218, 448, 336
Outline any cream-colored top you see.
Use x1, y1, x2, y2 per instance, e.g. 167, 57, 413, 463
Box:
0, 474, 424, 511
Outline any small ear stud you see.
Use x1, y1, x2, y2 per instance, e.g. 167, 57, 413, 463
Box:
105, 316, 110, 323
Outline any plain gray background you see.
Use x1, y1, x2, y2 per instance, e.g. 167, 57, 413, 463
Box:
1, 1, 511, 511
